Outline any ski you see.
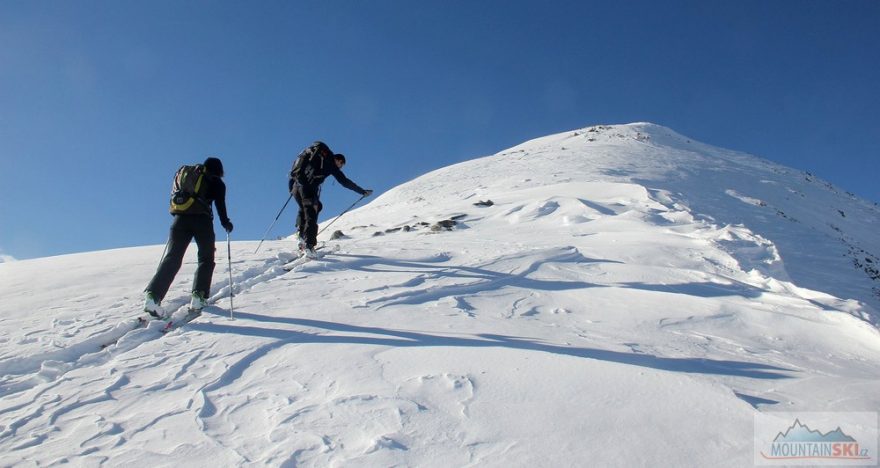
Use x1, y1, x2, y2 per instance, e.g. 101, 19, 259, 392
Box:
99, 314, 156, 349
161, 308, 204, 334
100, 307, 208, 349
282, 244, 338, 271
282, 255, 318, 271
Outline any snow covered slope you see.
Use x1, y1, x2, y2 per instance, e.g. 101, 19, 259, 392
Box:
347, 123, 879, 316
1, 123, 878, 467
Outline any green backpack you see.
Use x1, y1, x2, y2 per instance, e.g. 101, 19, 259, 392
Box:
169, 164, 210, 215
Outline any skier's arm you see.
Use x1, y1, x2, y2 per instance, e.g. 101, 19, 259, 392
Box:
213, 179, 232, 226
330, 167, 368, 195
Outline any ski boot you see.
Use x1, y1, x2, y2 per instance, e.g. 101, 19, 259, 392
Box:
143, 291, 166, 319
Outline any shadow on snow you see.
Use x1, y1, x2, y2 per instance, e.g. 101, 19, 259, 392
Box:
195, 311, 793, 380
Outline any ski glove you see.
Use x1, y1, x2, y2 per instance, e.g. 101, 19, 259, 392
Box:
362, 189, 373, 197
222, 219, 234, 233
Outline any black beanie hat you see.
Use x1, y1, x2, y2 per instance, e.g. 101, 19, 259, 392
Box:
334, 153, 346, 164
204, 157, 224, 177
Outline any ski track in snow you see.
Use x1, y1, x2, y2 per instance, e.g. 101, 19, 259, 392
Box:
1, 123, 879, 466
0, 251, 304, 398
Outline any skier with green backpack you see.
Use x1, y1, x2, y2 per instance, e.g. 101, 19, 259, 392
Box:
143, 157, 233, 318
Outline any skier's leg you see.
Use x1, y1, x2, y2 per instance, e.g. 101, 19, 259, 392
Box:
293, 188, 306, 242
300, 186, 321, 249
303, 200, 322, 249
192, 216, 216, 299
146, 216, 193, 301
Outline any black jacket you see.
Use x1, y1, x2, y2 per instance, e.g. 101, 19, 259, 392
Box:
197, 174, 230, 225
290, 153, 366, 195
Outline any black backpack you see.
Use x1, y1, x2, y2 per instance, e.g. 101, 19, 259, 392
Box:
169, 164, 210, 215
290, 141, 331, 184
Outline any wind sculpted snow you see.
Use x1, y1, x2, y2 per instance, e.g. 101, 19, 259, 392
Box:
1, 123, 878, 466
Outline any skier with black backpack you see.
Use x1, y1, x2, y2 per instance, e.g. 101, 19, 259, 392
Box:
289, 141, 372, 258
143, 157, 233, 317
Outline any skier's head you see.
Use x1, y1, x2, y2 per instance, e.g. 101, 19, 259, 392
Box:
203, 157, 224, 177
334, 153, 346, 169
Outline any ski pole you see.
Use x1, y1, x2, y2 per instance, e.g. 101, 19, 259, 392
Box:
254, 193, 293, 254
227, 231, 234, 319
317, 193, 367, 238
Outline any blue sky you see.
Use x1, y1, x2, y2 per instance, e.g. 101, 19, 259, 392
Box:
1, 0, 877, 260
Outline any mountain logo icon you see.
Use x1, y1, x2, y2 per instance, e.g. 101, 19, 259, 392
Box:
773, 419, 857, 443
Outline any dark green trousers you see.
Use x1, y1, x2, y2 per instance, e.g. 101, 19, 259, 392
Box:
146, 214, 215, 301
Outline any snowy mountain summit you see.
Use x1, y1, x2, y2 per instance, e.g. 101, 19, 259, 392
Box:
347, 122, 879, 318
1, 123, 879, 466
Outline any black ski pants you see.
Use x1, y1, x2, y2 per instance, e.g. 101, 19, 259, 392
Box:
293, 183, 323, 249
146, 214, 216, 301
